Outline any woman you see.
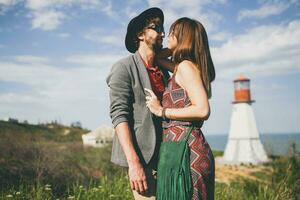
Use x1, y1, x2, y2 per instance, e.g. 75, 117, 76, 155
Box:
145, 17, 216, 200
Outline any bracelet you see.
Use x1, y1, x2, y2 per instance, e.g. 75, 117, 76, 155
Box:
162, 107, 167, 120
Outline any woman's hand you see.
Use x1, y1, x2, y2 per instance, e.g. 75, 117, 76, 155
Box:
156, 48, 172, 59
155, 49, 175, 73
145, 88, 163, 117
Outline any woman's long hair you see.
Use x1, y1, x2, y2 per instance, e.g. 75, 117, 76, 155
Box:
170, 17, 215, 98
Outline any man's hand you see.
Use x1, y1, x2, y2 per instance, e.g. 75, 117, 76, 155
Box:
114, 122, 148, 194
128, 160, 148, 193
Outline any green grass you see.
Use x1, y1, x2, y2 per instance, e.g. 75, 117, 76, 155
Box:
212, 150, 223, 157
0, 120, 89, 142
250, 170, 271, 180
0, 120, 299, 200
1, 176, 133, 200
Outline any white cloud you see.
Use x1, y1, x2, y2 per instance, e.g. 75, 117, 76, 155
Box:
147, 0, 227, 33
211, 20, 300, 79
25, 0, 71, 31
25, 0, 52, 10
0, 92, 42, 104
100, 1, 114, 17
84, 28, 124, 47
0, 0, 19, 6
31, 10, 66, 31
23, 0, 121, 31
0, 0, 20, 14
238, 1, 295, 21
66, 54, 125, 67
58, 32, 70, 38
123, 4, 139, 19
211, 31, 232, 42
0, 53, 122, 90
0, 61, 62, 86
14, 55, 49, 64
1, 0, 227, 33
0, 53, 125, 128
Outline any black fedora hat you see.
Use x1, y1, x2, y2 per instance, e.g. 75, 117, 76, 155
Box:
125, 7, 164, 53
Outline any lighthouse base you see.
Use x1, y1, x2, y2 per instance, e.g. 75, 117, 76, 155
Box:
218, 138, 269, 165
219, 103, 269, 165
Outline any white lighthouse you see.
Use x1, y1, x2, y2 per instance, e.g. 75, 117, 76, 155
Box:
220, 75, 268, 165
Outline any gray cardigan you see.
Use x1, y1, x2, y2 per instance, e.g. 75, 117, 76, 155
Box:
106, 51, 169, 167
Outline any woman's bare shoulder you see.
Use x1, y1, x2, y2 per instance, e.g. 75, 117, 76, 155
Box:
177, 60, 199, 75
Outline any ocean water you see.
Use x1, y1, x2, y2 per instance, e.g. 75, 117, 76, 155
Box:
205, 133, 300, 156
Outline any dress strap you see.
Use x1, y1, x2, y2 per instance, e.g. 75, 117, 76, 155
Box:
182, 126, 194, 142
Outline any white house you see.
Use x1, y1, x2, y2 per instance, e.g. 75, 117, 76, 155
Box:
82, 125, 114, 148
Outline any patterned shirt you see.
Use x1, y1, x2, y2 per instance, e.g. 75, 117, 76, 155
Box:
139, 53, 165, 100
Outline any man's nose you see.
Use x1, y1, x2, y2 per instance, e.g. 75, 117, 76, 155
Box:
160, 31, 165, 38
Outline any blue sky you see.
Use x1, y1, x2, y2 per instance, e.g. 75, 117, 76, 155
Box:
0, 0, 300, 134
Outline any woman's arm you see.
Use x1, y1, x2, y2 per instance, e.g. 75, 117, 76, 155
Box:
155, 48, 175, 72
166, 60, 210, 120
145, 60, 210, 121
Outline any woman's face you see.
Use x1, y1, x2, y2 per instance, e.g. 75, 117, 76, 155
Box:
167, 31, 177, 50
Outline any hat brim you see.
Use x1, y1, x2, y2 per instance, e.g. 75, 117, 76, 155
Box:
125, 7, 164, 53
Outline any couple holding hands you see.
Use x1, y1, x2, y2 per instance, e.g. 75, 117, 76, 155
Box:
107, 7, 215, 200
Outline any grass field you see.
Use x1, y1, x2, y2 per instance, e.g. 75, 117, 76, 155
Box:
0, 120, 299, 200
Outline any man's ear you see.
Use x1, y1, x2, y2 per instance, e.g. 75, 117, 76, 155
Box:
137, 31, 144, 41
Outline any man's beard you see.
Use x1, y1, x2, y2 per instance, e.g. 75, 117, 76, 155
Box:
146, 37, 163, 52
153, 42, 163, 52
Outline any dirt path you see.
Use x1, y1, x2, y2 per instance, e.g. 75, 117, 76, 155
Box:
215, 157, 272, 183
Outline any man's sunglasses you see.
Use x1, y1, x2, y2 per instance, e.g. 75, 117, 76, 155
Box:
147, 24, 165, 34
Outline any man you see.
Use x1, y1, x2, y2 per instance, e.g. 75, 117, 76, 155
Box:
106, 7, 169, 200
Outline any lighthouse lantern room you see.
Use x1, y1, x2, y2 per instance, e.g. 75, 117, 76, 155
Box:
233, 75, 254, 104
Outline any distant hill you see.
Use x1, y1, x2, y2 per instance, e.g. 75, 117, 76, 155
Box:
0, 120, 89, 142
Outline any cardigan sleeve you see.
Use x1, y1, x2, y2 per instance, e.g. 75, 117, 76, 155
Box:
106, 61, 133, 128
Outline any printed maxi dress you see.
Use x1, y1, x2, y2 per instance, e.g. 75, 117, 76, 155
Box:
161, 75, 215, 200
